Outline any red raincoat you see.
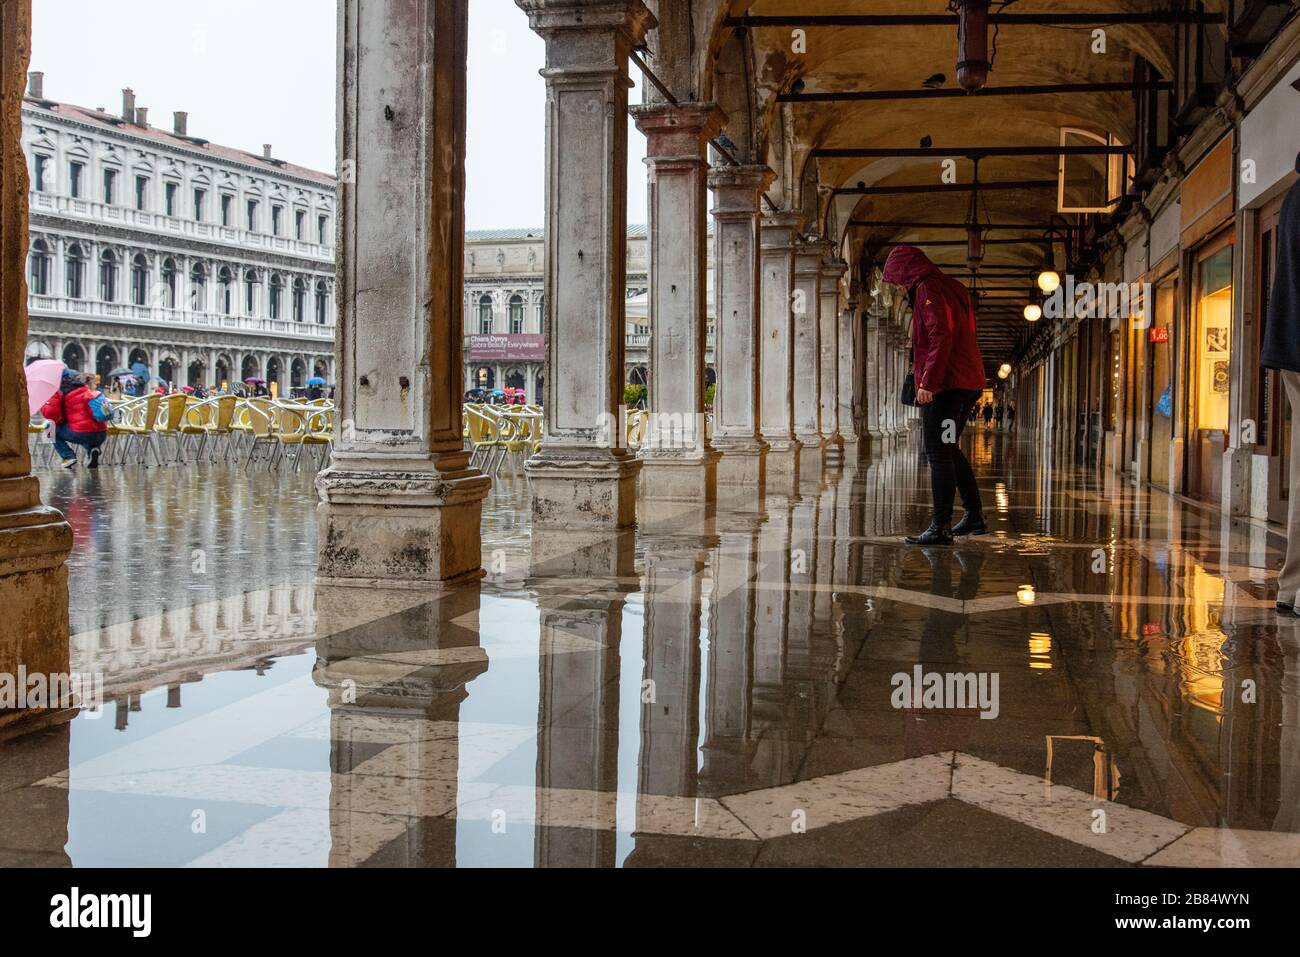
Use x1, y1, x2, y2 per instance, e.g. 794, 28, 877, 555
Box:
40, 385, 108, 434
881, 245, 985, 394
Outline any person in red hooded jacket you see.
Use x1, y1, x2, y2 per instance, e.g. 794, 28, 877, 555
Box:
881, 245, 987, 545
40, 372, 109, 469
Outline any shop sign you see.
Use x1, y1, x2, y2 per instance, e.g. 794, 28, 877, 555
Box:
1149, 327, 1170, 343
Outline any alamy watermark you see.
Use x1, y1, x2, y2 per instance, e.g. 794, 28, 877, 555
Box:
891, 665, 1000, 719
1043, 275, 1153, 327
0, 668, 104, 716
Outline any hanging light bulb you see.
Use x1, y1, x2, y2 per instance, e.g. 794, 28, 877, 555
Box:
1024, 303, 1042, 322
955, 1, 992, 93
1037, 270, 1061, 294
998, 363, 1012, 379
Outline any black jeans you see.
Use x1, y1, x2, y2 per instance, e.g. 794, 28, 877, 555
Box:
920, 389, 982, 525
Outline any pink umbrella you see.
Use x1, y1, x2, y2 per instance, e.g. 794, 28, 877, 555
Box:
25, 359, 65, 416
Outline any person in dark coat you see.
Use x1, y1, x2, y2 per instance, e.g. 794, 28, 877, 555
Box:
882, 245, 987, 545
1261, 152, 1300, 617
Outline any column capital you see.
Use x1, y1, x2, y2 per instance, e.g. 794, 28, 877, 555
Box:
794, 239, 829, 277
819, 258, 847, 283
760, 210, 802, 235
516, 0, 656, 45
630, 101, 727, 156
708, 163, 775, 195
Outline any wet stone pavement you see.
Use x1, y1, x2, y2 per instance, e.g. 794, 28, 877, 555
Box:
3, 429, 1299, 867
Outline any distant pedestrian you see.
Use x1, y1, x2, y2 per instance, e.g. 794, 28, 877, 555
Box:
882, 245, 986, 546
982, 402, 994, 430
40, 373, 110, 469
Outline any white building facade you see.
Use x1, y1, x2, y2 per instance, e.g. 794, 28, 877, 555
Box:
21, 76, 336, 392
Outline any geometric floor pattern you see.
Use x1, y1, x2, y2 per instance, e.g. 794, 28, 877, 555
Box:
5, 430, 1300, 867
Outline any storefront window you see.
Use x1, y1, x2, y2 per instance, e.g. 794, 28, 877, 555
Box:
1194, 246, 1233, 434
1148, 279, 1176, 488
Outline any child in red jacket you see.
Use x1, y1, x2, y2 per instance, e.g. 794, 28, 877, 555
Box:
40, 373, 109, 469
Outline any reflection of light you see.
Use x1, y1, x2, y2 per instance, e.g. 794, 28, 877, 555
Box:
1017, 584, 1036, 605
995, 481, 1009, 513
1037, 270, 1061, 294
1029, 631, 1052, 669
1024, 303, 1042, 322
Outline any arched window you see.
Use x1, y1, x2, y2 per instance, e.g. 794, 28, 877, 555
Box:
28, 240, 50, 295
244, 269, 259, 315
62, 342, 84, 372
269, 273, 283, 320
509, 294, 524, 334
478, 294, 492, 334
218, 267, 233, 315
131, 253, 149, 305
65, 243, 85, 299
292, 277, 306, 322
161, 257, 177, 308
189, 262, 207, 311
315, 280, 328, 324
99, 250, 119, 302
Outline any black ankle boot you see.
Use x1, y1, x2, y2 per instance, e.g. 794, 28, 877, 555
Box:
952, 512, 987, 536
905, 523, 954, 546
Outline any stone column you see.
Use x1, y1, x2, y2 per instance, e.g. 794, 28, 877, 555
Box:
838, 287, 861, 459
758, 212, 802, 478
317, 0, 489, 587
818, 257, 846, 465
517, 0, 653, 529
792, 241, 826, 469
0, 0, 73, 733
631, 101, 723, 503
863, 309, 884, 445
709, 164, 773, 487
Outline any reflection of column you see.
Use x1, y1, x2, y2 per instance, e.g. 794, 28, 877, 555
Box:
699, 509, 764, 795
0, 0, 73, 735
839, 288, 862, 459
709, 164, 773, 488
637, 537, 708, 799
318, 0, 490, 586
518, 0, 653, 529
751, 491, 795, 780
315, 587, 488, 867
818, 257, 846, 465
792, 241, 826, 469
758, 212, 802, 479
530, 530, 633, 867
632, 102, 723, 502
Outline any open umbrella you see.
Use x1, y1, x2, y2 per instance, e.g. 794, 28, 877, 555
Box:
244, 376, 265, 384
25, 360, 65, 416
107, 366, 132, 379
306, 376, 327, 386
130, 361, 150, 382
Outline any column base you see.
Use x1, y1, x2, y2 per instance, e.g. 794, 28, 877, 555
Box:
712, 438, 768, 487
526, 448, 642, 530
763, 438, 801, 477
796, 433, 826, 477
0, 492, 73, 734
821, 433, 845, 466
317, 458, 490, 587
638, 449, 721, 502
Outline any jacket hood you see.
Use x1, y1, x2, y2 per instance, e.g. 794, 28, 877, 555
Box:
882, 244, 942, 289
1295, 151, 1300, 175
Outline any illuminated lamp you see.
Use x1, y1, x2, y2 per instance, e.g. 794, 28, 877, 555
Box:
1037, 270, 1061, 294
998, 363, 1012, 379
1023, 303, 1042, 322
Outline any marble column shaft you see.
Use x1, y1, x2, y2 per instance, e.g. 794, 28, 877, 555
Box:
818, 258, 846, 464
0, 0, 73, 728
791, 241, 827, 459
709, 164, 773, 487
518, 0, 654, 529
317, 0, 489, 587
758, 212, 802, 477
631, 101, 723, 501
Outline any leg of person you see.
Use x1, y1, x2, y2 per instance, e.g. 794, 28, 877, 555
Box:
907, 391, 962, 544
952, 392, 987, 535
1279, 372, 1300, 612
84, 430, 107, 469
52, 424, 78, 467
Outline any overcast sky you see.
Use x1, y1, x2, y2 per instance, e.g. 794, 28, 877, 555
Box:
31, 0, 648, 230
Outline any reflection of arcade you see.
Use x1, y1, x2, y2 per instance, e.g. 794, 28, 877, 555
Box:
71, 582, 317, 725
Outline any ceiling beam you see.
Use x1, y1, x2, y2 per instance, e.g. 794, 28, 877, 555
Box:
870, 238, 1055, 247
726, 12, 1222, 28
816, 145, 1131, 158
836, 179, 1058, 195
779, 81, 1173, 104
850, 220, 1064, 230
